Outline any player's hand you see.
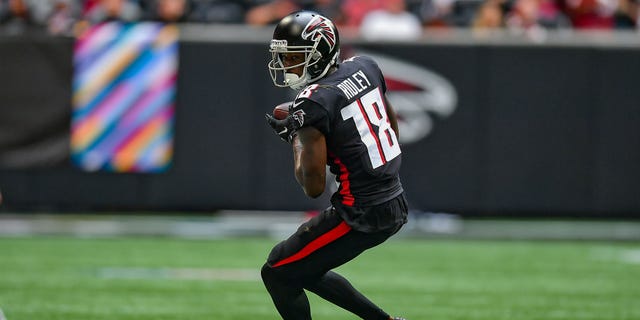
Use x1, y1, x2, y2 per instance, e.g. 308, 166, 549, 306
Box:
265, 113, 298, 143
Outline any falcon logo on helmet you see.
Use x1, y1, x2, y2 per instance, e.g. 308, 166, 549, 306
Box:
302, 16, 336, 52
268, 11, 341, 90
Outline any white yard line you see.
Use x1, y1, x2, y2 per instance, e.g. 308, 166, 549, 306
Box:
96, 267, 260, 281
620, 250, 640, 265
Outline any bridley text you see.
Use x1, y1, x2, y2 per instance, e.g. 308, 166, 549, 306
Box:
337, 70, 372, 100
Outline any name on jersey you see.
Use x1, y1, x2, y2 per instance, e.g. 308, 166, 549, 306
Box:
337, 70, 372, 100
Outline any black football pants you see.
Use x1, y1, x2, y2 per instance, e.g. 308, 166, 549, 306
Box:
261, 205, 402, 320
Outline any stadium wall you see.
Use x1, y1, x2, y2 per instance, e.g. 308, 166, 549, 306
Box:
0, 31, 639, 217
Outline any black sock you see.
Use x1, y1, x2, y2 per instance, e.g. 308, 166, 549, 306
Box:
306, 271, 390, 320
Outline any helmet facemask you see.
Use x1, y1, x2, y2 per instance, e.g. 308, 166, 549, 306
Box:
268, 39, 325, 90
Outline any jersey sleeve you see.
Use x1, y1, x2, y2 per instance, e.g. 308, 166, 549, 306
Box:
290, 97, 331, 136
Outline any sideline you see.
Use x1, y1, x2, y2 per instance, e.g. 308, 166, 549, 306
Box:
0, 211, 639, 241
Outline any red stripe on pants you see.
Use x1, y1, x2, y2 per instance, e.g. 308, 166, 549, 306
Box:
272, 221, 352, 268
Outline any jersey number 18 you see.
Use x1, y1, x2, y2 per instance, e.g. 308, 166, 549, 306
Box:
341, 88, 401, 169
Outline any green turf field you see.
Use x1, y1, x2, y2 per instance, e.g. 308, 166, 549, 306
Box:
1, 237, 639, 320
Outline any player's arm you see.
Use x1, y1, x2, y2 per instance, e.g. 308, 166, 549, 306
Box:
291, 127, 327, 198
384, 95, 399, 140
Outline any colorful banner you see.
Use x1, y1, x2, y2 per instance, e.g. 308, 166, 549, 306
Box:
71, 22, 178, 172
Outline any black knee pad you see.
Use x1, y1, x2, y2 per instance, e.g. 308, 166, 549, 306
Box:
262, 262, 304, 285
261, 262, 274, 283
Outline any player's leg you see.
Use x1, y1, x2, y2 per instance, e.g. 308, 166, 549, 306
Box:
261, 199, 405, 320
302, 226, 399, 320
260, 262, 312, 320
261, 207, 350, 320
306, 270, 389, 320
302, 195, 408, 319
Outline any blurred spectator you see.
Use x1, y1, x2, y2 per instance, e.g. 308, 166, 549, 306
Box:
419, 0, 483, 27
0, 0, 637, 38
142, 0, 190, 22
245, 0, 300, 25
82, 0, 142, 24
613, 0, 637, 28
359, 0, 423, 40
500, 0, 571, 40
472, 0, 504, 33
0, 0, 46, 34
300, 0, 344, 23
418, 0, 456, 27
559, 0, 617, 29
341, 0, 391, 27
536, 0, 572, 28
47, 0, 81, 35
186, 0, 246, 23
505, 0, 548, 40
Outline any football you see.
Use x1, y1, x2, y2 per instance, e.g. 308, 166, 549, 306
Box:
273, 102, 291, 120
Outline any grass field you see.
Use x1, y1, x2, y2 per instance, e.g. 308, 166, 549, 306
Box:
1, 236, 639, 320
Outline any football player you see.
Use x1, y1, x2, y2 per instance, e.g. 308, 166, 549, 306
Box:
262, 11, 409, 320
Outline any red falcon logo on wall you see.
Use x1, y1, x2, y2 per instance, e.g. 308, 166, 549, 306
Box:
355, 51, 458, 144
302, 16, 336, 51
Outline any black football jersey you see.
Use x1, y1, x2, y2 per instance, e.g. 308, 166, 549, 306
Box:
289, 55, 403, 207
